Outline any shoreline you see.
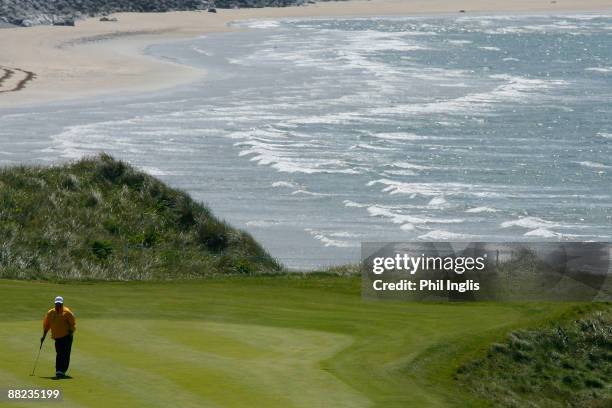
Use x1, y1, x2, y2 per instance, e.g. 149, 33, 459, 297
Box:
1, 0, 612, 108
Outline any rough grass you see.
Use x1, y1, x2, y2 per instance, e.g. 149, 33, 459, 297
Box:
0, 154, 281, 280
457, 305, 612, 407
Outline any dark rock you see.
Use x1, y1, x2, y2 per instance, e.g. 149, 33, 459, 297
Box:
53, 19, 75, 26
0, 0, 321, 27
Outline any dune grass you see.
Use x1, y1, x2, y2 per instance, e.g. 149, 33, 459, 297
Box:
458, 307, 611, 407
0, 154, 280, 280
0, 276, 592, 407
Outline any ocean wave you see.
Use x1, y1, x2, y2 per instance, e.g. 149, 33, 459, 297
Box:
500, 216, 559, 230
239, 20, 282, 29
585, 67, 612, 73
523, 228, 559, 238
366, 205, 464, 228
271, 161, 360, 175
349, 143, 397, 151
418, 230, 476, 240
345, 29, 431, 53
233, 135, 360, 174
465, 206, 499, 213
290, 189, 331, 197
368, 74, 566, 116
343, 200, 368, 208
382, 170, 418, 177
367, 179, 502, 198
389, 162, 432, 170
427, 196, 450, 209
271, 181, 299, 188
305, 228, 358, 248
368, 132, 435, 141
576, 161, 611, 169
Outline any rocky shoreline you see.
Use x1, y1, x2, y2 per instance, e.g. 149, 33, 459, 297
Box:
0, 0, 318, 27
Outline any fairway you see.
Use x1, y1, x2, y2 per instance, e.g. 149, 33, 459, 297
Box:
0, 277, 577, 407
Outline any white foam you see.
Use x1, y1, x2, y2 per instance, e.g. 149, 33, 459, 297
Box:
500, 216, 559, 229
465, 206, 499, 213
427, 196, 449, 209
343, 200, 368, 208
366, 205, 463, 226
418, 230, 475, 240
291, 189, 331, 197
234, 135, 360, 174
438, 83, 469, 88
448, 40, 472, 45
271, 181, 298, 188
576, 161, 611, 169
242, 20, 282, 29
305, 228, 357, 248
390, 162, 432, 170
479, 46, 501, 51
369, 74, 566, 116
329, 231, 361, 238
400, 223, 416, 231
367, 179, 502, 198
271, 161, 360, 175
585, 67, 612, 73
369, 132, 432, 141
597, 132, 612, 139
345, 29, 431, 53
382, 170, 417, 176
524, 228, 559, 238
349, 143, 397, 151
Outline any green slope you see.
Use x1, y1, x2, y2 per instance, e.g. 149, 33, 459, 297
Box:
0, 154, 280, 280
0, 277, 579, 407
458, 308, 611, 407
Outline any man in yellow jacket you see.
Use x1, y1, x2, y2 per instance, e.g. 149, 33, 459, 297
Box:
42, 296, 76, 378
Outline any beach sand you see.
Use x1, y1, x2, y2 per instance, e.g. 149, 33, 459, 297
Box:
1, 0, 611, 107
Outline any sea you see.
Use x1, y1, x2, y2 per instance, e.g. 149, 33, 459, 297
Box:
1, 13, 611, 269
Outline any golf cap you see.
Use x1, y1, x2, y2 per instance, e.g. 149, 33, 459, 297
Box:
54, 296, 64, 304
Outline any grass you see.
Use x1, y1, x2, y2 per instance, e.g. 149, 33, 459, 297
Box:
0, 154, 281, 280
1, 157, 609, 406
458, 307, 612, 407
0, 276, 598, 408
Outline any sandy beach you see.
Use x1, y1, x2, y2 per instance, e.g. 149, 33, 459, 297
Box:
1, 0, 611, 107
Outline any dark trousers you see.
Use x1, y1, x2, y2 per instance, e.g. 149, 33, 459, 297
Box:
54, 335, 73, 374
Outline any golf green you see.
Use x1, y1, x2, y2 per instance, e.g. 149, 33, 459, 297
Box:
0, 277, 576, 407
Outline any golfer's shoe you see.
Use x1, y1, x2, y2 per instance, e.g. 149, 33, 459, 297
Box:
55, 371, 64, 378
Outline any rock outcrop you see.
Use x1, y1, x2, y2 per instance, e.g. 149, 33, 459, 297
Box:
0, 0, 314, 27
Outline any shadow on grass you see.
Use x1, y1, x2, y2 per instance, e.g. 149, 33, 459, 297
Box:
40, 375, 73, 380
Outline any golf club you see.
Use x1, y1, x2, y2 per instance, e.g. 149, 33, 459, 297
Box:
30, 333, 46, 377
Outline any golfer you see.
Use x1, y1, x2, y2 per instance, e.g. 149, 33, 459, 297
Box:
42, 296, 76, 378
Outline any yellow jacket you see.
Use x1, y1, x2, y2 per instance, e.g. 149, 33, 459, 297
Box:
43, 306, 76, 339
